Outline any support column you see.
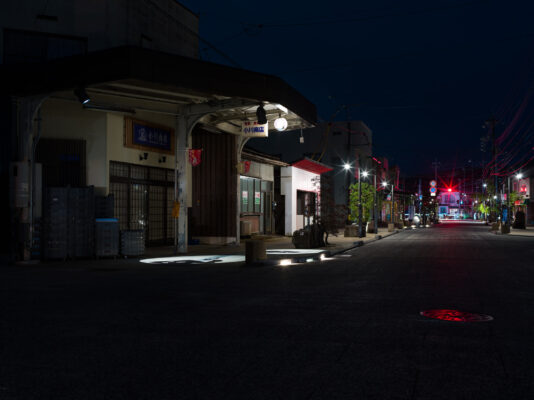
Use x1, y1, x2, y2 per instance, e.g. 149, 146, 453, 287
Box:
13, 96, 47, 261
175, 115, 188, 254
235, 136, 249, 246
174, 113, 203, 254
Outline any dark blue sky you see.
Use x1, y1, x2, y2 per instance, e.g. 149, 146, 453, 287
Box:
181, 0, 534, 175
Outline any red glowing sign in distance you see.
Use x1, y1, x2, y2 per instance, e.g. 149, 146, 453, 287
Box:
447, 188, 452, 192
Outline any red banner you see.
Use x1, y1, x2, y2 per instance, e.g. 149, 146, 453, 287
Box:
243, 161, 251, 173
188, 149, 202, 166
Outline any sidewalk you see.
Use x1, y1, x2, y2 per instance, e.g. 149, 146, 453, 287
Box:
508, 226, 534, 237
144, 227, 400, 261
491, 226, 534, 237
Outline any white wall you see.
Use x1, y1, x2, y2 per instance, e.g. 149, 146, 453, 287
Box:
242, 160, 274, 181
40, 98, 107, 194
281, 166, 320, 235
106, 112, 192, 206
0, 0, 199, 63
39, 98, 192, 206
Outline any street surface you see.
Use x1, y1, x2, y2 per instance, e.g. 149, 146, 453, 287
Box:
1, 223, 534, 399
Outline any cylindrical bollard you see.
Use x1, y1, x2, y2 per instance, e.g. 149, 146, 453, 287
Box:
245, 239, 266, 264
388, 223, 394, 232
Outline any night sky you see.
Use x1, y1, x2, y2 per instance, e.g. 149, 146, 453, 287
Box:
181, 0, 534, 176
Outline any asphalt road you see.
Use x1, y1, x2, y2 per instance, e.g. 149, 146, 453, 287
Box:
2, 223, 534, 399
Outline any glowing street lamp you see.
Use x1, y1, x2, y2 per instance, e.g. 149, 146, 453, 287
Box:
343, 163, 351, 171
516, 173, 523, 180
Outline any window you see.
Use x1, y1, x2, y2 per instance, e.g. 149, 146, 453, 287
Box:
3, 29, 87, 64
240, 176, 273, 214
297, 191, 316, 216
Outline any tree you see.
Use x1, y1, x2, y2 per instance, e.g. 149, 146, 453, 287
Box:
318, 175, 347, 243
348, 182, 378, 223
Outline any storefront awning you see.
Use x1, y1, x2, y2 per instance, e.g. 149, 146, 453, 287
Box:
1, 46, 317, 132
292, 158, 333, 175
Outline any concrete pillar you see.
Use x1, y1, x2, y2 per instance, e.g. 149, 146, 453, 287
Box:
13, 96, 47, 261
174, 114, 188, 254
245, 239, 266, 264
235, 136, 250, 245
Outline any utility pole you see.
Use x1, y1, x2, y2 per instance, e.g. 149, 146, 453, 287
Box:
432, 159, 440, 222
432, 159, 440, 183
373, 172, 378, 234
358, 167, 363, 237
485, 117, 498, 220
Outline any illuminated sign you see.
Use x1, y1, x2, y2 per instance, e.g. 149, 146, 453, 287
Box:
242, 121, 268, 137
514, 178, 530, 198
124, 117, 174, 154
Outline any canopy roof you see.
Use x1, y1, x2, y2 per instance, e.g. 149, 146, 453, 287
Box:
291, 158, 333, 175
1, 46, 316, 133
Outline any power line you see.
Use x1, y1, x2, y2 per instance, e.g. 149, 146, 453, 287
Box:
255, 0, 490, 29
275, 30, 534, 74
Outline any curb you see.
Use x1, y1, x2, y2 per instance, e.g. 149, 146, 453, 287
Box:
324, 229, 400, 257
244, 230, 402, 267
492, 231, 534, 238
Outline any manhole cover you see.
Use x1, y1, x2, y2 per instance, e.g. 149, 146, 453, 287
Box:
420, 309, 493, 322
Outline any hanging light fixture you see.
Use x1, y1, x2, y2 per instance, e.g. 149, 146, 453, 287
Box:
74, 87, 90, 104
274, 114, 288, 131
256, 104, 267, 124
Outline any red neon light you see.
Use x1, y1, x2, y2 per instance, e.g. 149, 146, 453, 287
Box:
447, 188, 452, 192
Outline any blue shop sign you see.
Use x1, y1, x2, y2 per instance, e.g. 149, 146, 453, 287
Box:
133, 122, 172, 151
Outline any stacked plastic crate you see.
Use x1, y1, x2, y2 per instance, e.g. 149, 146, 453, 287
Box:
68, 187, 95, 258
95, 219, 119, 258
43, 188, 69, 260
120, 230, 145, 257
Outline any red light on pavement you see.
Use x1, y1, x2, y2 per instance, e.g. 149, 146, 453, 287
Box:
421, 309, 493, 322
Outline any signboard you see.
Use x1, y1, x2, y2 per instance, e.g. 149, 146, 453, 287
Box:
242, 191, 248, 206
430, 187, 437, 197
254, 192, 261, 205
518, 178, 530, 198
133, 123, 171, 150
242, 121, 268, 137
430, 180, 437, 187
124, 117, 174, 154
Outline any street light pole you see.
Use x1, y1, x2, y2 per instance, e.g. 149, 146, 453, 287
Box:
358, 168, 363, 237
392, 183, 395, 225
373, 173, 378, 234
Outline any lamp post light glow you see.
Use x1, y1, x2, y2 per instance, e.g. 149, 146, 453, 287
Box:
344, 163, 351, 171
361, 170, 369, 178
516, 173, 523, 180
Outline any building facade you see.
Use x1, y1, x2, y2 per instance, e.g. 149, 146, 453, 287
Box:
2, 3, 318, 260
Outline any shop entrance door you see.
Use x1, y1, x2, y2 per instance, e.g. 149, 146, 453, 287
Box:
263, 191, 272, 234
109, 161, 174, 246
